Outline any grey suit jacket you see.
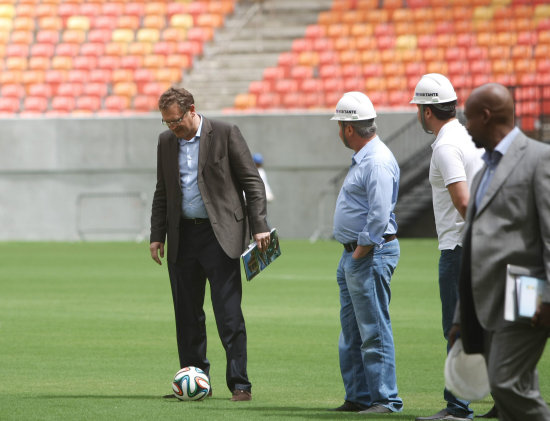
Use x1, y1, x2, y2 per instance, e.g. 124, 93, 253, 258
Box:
456, 130, 550, 351
150, 116, 269, 263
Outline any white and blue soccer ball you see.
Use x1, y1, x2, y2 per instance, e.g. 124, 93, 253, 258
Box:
172, 366, 210, 401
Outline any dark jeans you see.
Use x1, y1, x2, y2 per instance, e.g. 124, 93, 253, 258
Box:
167, 220, 250, 392
439, 246, 472, 418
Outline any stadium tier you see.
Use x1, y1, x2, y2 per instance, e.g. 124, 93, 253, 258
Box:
0, 0, 548, 128
230, 0, 549, 134
0, 0, 235, 115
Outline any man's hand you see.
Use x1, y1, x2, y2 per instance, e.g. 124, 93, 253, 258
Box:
448, 323, 461, 348
532, 302, 550, 328
150, 242, 165, 265
253, 232, 271, 252
352, 244, 373, 260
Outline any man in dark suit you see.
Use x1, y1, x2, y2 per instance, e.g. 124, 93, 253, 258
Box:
450, 83, 550, 420
150, 87, 270, 402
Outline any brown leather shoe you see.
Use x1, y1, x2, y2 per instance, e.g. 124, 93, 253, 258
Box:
231, 389, 252, 401
329, 401, 368, 412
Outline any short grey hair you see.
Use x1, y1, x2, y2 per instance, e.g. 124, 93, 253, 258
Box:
348, 119, 377, 138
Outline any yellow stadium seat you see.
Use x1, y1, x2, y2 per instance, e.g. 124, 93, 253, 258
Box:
170, 13, 194, 29
234, 93, 256, 110
0, 4, 15, 18
535, 4, 550, 20
112, 29, 135, 43
473, 6, 494, 20
145, 2, 167, 16
395, 34, 417, 49
136, 28, 160, 43
67, 16, 90, 31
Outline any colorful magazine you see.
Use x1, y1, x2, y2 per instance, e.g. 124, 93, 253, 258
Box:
241, 228, 281, 281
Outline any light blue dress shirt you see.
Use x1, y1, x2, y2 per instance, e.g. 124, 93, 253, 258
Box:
474, 126, 519, 210
179, 115, 209, 219
333, 136, 400, 247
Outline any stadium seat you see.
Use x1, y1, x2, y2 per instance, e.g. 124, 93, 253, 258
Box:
57, 82, 84, 97
28, 56, 50, 71
133, 94, 158, 112
10, 30, 33, 44
104, 95, 130, 112
143, 54, 167, 68
23, 96, 49, 113
0, 97, 20, 114
105, 42, 128, 56
83, 82, 108, 97
76, 95, 101, 113
1, 83, 25, 98
51, 96, 76, 114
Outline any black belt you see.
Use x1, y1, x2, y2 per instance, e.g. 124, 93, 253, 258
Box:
343, 234, 396, 252
182, 218, 210, 225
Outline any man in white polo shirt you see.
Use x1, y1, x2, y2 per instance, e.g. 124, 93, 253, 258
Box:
411, 74, 484, 421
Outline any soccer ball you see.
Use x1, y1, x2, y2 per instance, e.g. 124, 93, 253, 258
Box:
172, 366, 211, 401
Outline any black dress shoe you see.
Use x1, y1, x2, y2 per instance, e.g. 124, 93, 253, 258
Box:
329, 400, 368, 412
476, 405, 498, 418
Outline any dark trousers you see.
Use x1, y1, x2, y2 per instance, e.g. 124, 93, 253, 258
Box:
167, 219, 251, 392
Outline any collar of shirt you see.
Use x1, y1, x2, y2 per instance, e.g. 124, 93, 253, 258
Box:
430, 118, 460, 150
352, 135, 380, 166
179, 114, 203, 143
481, 126, 519, 167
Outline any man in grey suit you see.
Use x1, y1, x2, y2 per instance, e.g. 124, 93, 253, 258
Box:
450, 83, 550, 420
150, 87, 270, 401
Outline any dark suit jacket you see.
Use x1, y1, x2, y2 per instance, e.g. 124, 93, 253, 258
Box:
150, 116, 269, 263
455, 130, 550, 353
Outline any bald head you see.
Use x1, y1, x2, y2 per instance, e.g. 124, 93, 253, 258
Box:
464, 83, 515, 150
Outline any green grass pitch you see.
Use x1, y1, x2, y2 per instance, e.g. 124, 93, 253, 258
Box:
0, 239, 548, 420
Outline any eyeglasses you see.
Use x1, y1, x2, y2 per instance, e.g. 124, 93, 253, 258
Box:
161, 112, 186, 126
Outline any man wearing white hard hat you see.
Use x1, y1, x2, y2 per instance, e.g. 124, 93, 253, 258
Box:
330, 92, 403, 414
411, 74, 483, 421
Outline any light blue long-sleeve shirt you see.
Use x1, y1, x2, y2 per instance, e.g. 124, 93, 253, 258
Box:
179, 115, 209, 219
333, 136, 400, 247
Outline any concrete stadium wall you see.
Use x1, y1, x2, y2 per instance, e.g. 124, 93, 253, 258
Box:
0, 111, 423, 242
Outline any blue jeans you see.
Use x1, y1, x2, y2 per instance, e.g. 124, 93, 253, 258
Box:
336, 239, 403, 412
439, 247, 473, 418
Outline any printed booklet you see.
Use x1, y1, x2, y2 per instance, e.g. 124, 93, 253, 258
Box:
241, 228, 281, 281
504, 264, 547, 321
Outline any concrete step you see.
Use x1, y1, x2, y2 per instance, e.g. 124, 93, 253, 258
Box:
186, 67, 265, 82
193, 53, 280, 69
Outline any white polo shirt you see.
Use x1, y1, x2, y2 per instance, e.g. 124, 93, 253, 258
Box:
429, 119, 484, 250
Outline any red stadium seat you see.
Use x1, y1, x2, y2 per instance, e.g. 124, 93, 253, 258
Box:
0, 97, 20, 114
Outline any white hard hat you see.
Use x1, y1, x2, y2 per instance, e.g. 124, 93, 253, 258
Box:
410, 73, 457, 105
331, 91, 376, 121
444, 338, 490, 401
